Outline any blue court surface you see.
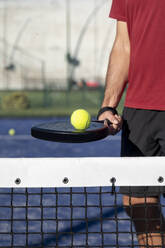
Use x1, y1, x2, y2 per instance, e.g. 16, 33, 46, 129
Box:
0, 118, 121, 158
0, 118, 164, 247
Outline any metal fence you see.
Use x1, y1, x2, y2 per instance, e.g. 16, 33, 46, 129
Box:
0, 0, 115, 91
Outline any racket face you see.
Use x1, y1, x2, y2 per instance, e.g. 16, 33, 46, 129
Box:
31, 121, 109, 143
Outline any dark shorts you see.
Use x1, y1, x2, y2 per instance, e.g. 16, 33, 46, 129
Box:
120, 107, 165, 197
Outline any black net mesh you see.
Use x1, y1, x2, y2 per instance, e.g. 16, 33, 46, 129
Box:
0, 186, 165, 247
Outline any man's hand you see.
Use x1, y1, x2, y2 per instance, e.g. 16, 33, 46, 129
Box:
98, 111, 123, 135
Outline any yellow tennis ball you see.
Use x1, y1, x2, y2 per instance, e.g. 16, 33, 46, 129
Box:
71, 109, 91, 130
8, 129, 15, 136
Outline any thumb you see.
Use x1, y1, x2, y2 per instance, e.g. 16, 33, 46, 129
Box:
104, 119, 111, 127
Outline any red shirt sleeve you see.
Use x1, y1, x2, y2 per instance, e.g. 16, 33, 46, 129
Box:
109, 0, 127, 22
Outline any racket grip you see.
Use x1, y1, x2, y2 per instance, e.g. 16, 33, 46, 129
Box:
105, 119, 112, 127
97, 119, 112, 127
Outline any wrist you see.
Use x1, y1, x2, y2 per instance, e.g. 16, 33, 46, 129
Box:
97, 106, 118, 120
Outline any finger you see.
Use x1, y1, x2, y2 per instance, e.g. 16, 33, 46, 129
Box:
111, 124, 119, 131
98, 112, 120, 125
104, 119, 111, 127
102, 117, 121, 133
114, 115, 123, 127
115, 115, 122, 122
109, 122, 122, 134
109, 115, 119, 125
108, 126, 119, 135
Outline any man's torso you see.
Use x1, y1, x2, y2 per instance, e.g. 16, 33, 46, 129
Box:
110, 0, 165, 110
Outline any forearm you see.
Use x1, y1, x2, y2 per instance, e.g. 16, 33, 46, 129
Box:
102, 44, 130, 108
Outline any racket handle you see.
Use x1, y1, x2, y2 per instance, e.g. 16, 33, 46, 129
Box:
105, 119, 112, 127
96, 119, 112, 127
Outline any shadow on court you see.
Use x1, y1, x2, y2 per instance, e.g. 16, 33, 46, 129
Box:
30, 207, 124, 247
0, 118, 123, 247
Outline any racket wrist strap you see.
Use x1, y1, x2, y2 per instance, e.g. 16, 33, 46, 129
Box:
97, 106, 118, 120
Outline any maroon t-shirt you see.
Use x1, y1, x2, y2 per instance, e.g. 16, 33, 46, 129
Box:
110, 0, 165, 110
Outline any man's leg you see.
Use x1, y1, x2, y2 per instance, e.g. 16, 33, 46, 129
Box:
123, 195, 165, 247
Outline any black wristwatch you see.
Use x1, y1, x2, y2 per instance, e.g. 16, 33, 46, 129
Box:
97, 106, 118, 120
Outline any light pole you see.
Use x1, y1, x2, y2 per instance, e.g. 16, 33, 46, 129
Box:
3, 0, 8, 89
66, 0, 108, 89
5, 18, 31, 71
66, 0, 72, 90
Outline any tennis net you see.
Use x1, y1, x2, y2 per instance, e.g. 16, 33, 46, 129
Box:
0, 157, 165, 247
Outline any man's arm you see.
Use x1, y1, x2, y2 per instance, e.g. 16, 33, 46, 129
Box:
99, 21, 130, 134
